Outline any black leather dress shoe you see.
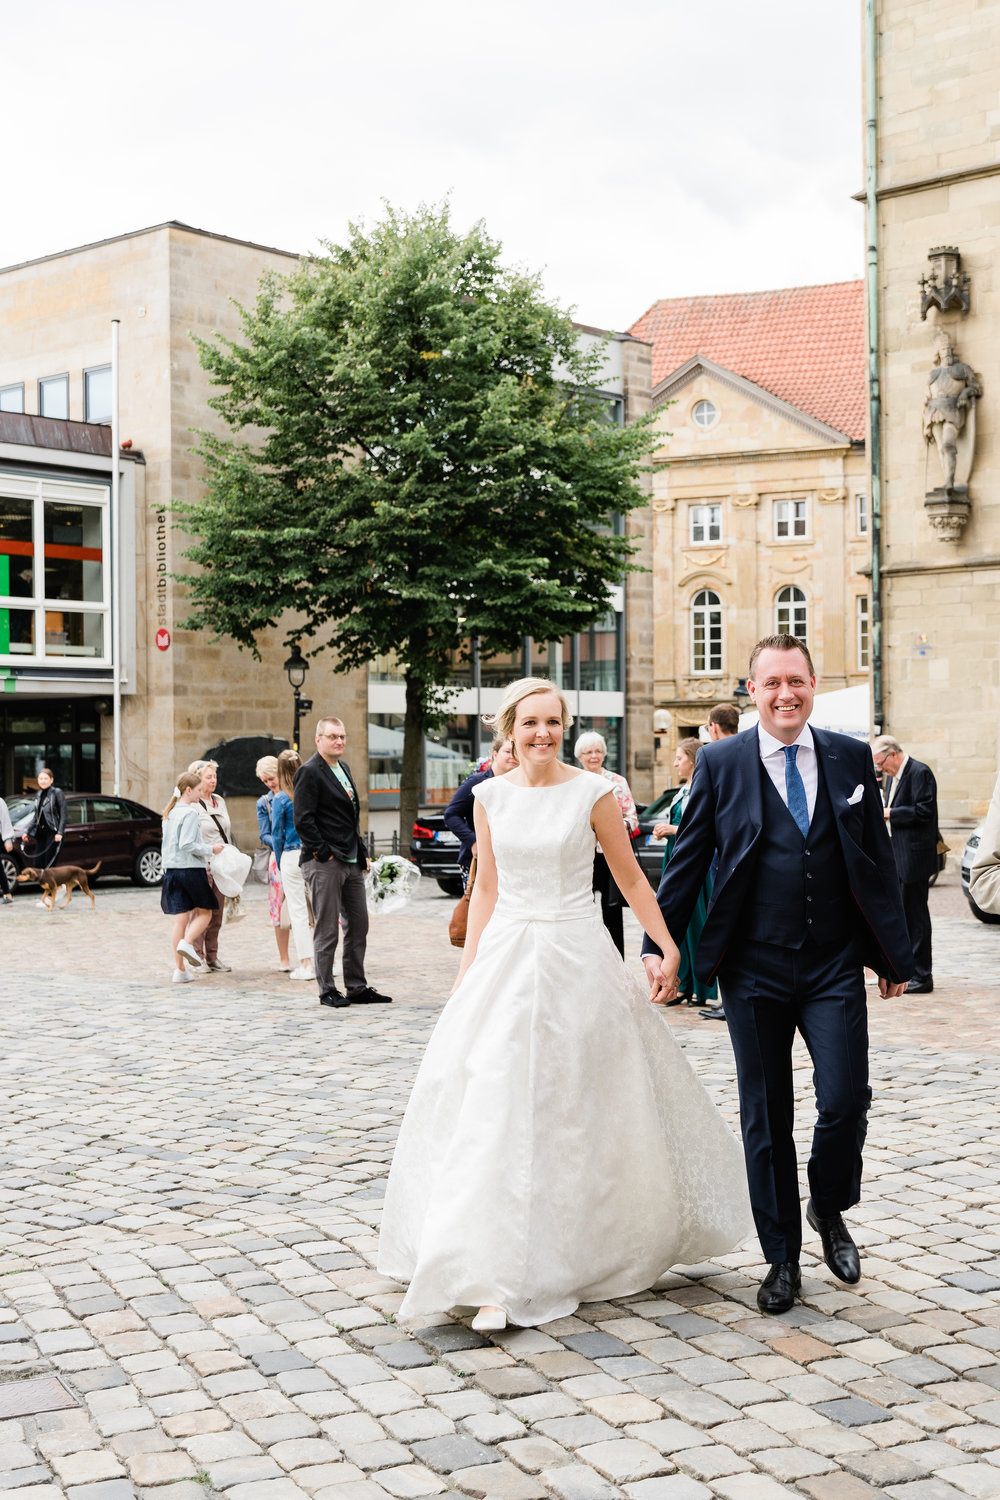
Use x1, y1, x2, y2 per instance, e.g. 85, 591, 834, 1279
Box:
698, 1005, 727, 1021
757, 1261, 801, 1313
348, 986, 393, 1005
320, 988, 350, 1008
905, 979, 934, 994
806, 1199, 861, 1283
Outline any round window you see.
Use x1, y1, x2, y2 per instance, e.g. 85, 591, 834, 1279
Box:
692, 399, 718, 428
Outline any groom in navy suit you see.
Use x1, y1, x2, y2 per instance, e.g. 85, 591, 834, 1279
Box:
644, 636, 911, 1312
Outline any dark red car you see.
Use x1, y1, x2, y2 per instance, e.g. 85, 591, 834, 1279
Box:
2, 793, 163, 891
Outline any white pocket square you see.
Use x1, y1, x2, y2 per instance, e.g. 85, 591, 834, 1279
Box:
847, 785, 864, 806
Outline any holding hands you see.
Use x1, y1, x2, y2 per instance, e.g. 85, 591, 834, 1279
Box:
643, 951, 681, 1006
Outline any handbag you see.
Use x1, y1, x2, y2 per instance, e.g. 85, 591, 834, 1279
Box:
252, 847, 271, 884
448, 855, 477, 948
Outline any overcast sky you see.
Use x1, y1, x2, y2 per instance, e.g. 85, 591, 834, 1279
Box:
4, 0, 864, 331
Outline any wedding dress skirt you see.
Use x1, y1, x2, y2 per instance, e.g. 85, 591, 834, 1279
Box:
378, 771, 751, 1327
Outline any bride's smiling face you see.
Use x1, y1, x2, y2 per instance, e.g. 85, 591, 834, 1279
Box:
513, 692, 565, 765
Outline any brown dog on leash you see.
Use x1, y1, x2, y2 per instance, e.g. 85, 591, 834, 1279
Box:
16, 862, 102, 911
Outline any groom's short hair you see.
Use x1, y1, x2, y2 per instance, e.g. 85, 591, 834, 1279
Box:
748, 634, 815, 680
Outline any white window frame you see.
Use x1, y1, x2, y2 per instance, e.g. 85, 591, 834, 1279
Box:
0, 474, 112, 668
689, 503, 722, 544
855, 492, 869, 535
775, 585, 808, 643
0, 383, 24, 413
856, 594, 870, 669
38, 373, 70, 420
774, 497, 808, 539
691, 589, 723, 673
691, 399, 718, 429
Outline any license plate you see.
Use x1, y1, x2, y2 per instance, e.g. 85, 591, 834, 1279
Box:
436, 831, 458, 845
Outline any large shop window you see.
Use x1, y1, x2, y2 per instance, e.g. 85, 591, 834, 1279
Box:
0, 481, 110, 664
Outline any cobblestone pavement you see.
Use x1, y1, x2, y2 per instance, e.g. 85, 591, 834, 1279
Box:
3, 869, 1000, 1500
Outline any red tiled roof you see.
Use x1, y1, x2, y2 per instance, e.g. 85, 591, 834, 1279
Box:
629, 281, 865, 442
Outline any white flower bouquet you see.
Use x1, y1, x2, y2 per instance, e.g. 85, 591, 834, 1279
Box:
365, 854, 422, 915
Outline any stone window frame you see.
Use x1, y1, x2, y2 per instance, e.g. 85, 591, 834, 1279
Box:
689, 502, 722, 545
775, 585, 808, 644
691, 399, 719, 429
691, 588, 724, 674
773, 496, 809, 540
855, 493, 869, 536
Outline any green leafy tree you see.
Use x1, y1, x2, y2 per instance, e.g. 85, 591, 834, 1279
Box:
173, 202, 656, 841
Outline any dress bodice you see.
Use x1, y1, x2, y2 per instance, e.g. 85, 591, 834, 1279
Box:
473, 771, 614, 922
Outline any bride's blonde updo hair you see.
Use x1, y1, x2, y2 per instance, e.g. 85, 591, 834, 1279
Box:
483, 677, 574, 743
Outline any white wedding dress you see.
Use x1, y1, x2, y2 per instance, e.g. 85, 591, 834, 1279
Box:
378, 771, 751, 1327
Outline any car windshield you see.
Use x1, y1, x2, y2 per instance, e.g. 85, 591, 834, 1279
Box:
640, 788, 679, 820
7, 796, 35, 829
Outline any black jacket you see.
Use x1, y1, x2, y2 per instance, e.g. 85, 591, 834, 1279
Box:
443, 768, 493, 869
28, 785, 66, 840
293, 752, 366, 865
885, 756, 939, 884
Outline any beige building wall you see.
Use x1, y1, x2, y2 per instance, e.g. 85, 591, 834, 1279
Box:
0, 225, 368, 846
870, 1, 1000, 822
650, 369, 869, 785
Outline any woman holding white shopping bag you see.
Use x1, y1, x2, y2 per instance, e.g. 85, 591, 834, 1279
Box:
272, 750, 314, 982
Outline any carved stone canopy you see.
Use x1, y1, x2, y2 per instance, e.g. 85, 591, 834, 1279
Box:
919, 247, 971, 320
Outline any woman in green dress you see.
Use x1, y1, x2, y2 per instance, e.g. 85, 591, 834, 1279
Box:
652, 738, 717, 1007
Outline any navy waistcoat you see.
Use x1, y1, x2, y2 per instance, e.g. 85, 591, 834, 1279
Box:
740, 752, 853, 949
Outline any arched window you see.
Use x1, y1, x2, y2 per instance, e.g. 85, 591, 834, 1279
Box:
691, 589, 723, 672
775, 586, 808, 643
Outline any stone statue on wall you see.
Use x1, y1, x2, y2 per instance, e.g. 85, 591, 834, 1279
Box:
922, 331, 981, 494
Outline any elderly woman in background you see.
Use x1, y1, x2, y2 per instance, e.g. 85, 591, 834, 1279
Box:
187, 759, 231, 973
574, 730, 639, 957
256, 756, 291, 971
653, 737, 717, 1008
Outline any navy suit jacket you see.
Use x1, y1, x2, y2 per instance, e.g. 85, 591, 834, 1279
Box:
643, 726, 912, 986
885, 757, 939, 885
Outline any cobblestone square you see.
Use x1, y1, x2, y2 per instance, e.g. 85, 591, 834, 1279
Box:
2, 870, 999, 1500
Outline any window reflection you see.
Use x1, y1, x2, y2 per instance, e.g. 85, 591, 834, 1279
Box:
0, 498, 34, 597
44, 502, 104, 602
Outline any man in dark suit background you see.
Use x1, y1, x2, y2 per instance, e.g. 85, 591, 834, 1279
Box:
295, 716, 392, 1011
644, 636, 911, 1313
871, 735, 939, 994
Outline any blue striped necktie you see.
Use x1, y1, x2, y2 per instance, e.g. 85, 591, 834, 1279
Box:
783, 744, 810, 839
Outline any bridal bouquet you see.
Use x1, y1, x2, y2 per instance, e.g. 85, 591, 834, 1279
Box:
365, 855, 422, 915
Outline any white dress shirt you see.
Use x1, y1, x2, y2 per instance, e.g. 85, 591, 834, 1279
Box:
757, 723, 818, 821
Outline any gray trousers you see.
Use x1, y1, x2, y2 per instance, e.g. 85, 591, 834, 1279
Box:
303, 856, 368, 996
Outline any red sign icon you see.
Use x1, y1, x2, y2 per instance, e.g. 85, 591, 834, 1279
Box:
155, 628, 171, 651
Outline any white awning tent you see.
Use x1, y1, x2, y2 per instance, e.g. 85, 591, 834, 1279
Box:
738, 684, 870, 742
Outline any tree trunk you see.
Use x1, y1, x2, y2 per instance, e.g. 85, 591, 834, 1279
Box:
400, 673, 425, 854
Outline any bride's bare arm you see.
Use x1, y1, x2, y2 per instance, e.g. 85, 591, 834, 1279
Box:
450, 799, 499, 995
592, 792, 680, 1003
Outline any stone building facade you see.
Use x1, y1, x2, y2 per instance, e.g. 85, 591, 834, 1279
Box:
866, 0, 1000, 824
629, 284, 870, 781
0, 222, 368, 845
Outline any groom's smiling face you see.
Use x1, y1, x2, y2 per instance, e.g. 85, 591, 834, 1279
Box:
748, 647, 816, 744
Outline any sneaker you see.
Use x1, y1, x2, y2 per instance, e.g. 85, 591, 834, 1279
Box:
177, 939, 208, 970
320, 987, 350, 1008
206, 960, 231, 972
289, 965, 315, 981
172, 969, 195, 984
347, 986, 393, 1005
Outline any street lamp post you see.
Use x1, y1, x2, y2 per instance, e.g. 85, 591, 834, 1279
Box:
733, 678, 750, 716
283, 646, 313, 752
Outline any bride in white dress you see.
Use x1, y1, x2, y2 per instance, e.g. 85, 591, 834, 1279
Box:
378, 678, 751, 1330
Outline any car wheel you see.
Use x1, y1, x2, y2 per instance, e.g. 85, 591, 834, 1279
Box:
965, 889, 1000, 925
436, 876, 465, 898
133, 846, 164, 887
2, 854, 18, 892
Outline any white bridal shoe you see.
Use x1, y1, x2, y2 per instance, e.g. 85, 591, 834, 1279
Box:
471, 1306, 507, 1332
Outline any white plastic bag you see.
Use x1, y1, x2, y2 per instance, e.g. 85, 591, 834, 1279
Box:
211, 842, 252, 897
365, 855, 421, 915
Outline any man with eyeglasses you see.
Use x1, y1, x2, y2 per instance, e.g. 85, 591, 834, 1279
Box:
871, 735, 939, 995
